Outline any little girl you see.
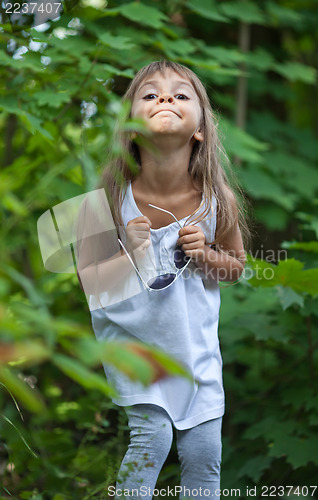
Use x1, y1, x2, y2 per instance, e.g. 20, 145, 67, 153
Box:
77, 60, 247, 499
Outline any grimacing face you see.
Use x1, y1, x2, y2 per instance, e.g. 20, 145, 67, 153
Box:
131, 69, 204, 144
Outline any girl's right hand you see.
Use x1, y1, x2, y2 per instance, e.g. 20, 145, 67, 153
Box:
126, 216, 152, 255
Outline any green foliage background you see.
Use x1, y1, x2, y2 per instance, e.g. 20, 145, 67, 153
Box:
1, 0, 318, 498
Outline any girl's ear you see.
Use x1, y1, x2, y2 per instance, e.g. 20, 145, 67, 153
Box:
193, 128, 204, 142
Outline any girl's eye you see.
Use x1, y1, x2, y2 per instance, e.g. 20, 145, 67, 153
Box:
175, 94, 189, 100
143, 93, 189, 100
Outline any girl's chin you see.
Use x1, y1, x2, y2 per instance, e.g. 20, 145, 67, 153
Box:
148, 123, 184, 136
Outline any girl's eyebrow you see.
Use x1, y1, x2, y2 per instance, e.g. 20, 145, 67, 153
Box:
138, 79, 194, 92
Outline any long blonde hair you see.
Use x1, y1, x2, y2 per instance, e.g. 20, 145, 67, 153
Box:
99, 60, 249, 248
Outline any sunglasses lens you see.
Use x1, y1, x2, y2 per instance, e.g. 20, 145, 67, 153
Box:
174, 245, 190, 269
148, 273, 176, 290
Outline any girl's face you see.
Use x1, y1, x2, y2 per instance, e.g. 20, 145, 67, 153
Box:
131, 69, 203, 144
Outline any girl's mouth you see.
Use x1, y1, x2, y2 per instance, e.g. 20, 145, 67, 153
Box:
152, 109, 181, 118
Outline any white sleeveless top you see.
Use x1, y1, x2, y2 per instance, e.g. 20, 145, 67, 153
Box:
89, 182, 224, 430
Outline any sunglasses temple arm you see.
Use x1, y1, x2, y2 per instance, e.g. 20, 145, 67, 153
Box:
117, 239, 150, 290
148, 204, 183, 229
176, 253, 192, 278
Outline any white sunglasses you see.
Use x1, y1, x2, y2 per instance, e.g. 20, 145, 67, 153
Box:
118, 203, 191, 291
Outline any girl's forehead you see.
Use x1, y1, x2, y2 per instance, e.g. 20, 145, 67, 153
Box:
137, 70, 195, 91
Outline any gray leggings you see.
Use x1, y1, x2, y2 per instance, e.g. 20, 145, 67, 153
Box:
116, 404, 222, 499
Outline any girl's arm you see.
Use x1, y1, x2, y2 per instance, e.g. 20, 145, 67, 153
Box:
177, 190, 246, 283
77, 216, 151, 295
199, 221, 245, 282
77, 247, 135, 295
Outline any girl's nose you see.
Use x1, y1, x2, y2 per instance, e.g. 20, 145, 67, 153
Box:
158, 94, 174, 104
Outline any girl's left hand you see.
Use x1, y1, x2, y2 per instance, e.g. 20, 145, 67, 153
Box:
177, 225, 206, 262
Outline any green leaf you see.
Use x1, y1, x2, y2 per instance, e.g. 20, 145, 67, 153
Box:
3, 341, 50, 367
0, 50, 23, 69
0, 483, 12, 496
118, 2, 168, 28
244, 416, 296, 441
2, 266, 49, 308
247, 258, 318, 297
33, 91, 71, 108
262, 151, 318, 199
0, 366, 45, 413
155, 35, 196, 58
266, 2, 304, 27
228, 311, 290, 343
143, 347, 192, 380
97, 63, 135, 79
238, 455, 272, 482
180, 57, 230, 74
275, 259, 318, 296
20, 113, 54, 141
204, 46, 244, 66
282, 241, 318, 254
220, 286, 278, 325
268, 434, 318, 468
239, 167, 296, 210
0, 381, 25, 421
244, 414, 318, 472
73, 338, 190, 383
78, 151, 100, 192
185, 0, 229, 23
219, 118, 268, 163
245, 48, 274, 70
0, 96, 25, 115
254, 204, 289, 231
295, 212, 318, 239
75, 340, 154, 384
16, 52, 44, 72
51, 35, 96, 56
0, 414, 38, 457
2, 192, 29, 216
283, 386, 315, 412
253, 320, 289, 343
305, 394, 318, 412
299, 297, 318, 318
273, 62, 317, 84
53, 354, 115, 397
276, 285, 304, 310
98, 33, 135, 50
219, 1, 266, 24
